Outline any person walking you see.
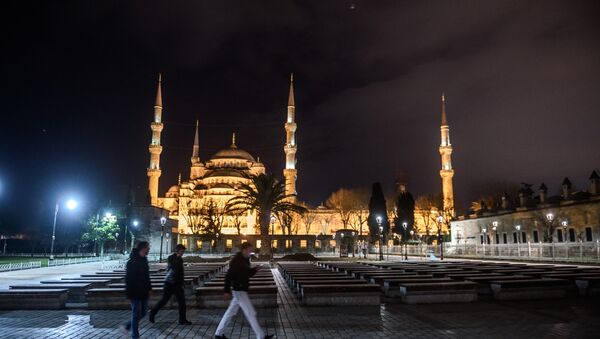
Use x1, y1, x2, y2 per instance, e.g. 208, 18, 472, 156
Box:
149, 244, 191, 325
121, 241, 152, 339
215, 242, 273, 339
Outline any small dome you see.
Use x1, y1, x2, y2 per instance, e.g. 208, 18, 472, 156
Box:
167, 185, 179, 193
205, 169, 245, 178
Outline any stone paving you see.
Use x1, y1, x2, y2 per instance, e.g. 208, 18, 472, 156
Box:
0, 268, 598, 338
0, 260, 121, 289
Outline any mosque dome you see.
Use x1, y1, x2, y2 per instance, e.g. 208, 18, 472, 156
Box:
210, 147, 255, 162
209, 133, 255, 162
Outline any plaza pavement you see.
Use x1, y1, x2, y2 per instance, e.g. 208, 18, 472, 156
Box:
0, 260, 121, 289
0, 267, 599, 338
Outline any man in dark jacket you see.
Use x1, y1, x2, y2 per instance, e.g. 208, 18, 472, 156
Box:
121, 241, 151, 339
215, 242, 273, 339
149, 244, 191, 325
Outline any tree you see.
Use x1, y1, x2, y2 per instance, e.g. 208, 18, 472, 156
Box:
367, 182, 389, 260
230, 212, 245, 235
227, 173, 306, 257
81, 214, 119, 256
347, 187, 370, 235
300, 204, 318, 235
394, 189, 415, 241
326, 188, 355, 229
415, 194, 440, 244
533, 209, 567, 243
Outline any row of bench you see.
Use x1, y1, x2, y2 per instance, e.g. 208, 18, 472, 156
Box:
278, 262, 381, 306
0, 262, 228, 310
318, 261, 600, 303
195, 268, 277, 308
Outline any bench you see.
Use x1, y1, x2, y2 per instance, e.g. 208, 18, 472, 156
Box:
42, 279, 111, 288
300, 284, 381, 306
382, 278, 452, 297
397, 282, 478, 304
86, 288, 163, 309
195, 285, 277, 308
465, 275, 530, 295
575, 276, 600, 296
490, 278, 570, 300
0, 289, 69, 310
10, 283, 91, 303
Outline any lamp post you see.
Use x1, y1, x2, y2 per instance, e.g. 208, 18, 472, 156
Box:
515, 224, 521, 257
561, 220, 568, 242
436, 215, 445, 260
482, 226, 487, 257
376, 215, 383, 261
402, 222, 408, 260
546, 213, 554, 243
159, 216, 166, 262
50, 199, 78, 260
114, 232, 119, 252
492, 221, 498, 255
351, 231, 356, 257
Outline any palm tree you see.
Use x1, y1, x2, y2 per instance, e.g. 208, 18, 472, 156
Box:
227, 173, 306, 257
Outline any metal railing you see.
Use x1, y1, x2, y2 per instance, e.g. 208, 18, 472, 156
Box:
384, 240, 600, 263
0, 261, 42, 272
48, 255, 123, 267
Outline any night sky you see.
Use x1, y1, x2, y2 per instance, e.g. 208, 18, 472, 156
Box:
1, 1, 600, 232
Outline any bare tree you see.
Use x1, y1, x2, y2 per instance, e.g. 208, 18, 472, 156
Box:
300, 205, 318, 235
415, 194, 441, 244
326, 188, 354, 229
533, 209, 567, 243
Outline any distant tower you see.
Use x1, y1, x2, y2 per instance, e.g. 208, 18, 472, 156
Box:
190, 120, 205, 179
283, 73, 298, 198
439, 93, 455, 215
147, 73, 164, 206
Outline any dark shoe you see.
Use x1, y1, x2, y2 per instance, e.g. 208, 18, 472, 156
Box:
215, 335, 229, 339
179, 320, 192, 325
264, 335, 274, 339
148, 311, 156, 324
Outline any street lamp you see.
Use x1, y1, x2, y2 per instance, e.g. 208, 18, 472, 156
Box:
402, 222, 408, 260
376, 215, 384, 260
561, 220, 568, 242
50, 198, 78, 260
436, 215, 445, 260
515, 224, 521, 256
159, 216, 166, 262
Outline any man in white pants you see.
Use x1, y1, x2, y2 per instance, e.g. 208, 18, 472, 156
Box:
215, 242, 273, 339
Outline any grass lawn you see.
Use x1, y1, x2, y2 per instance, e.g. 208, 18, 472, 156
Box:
0, 257, 50, 267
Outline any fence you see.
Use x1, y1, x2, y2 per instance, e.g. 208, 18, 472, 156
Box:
48, 255, 125, 267
383, 241, 600, 263
0, 261, 42, 272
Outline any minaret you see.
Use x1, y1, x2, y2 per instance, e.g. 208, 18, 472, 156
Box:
283, 73, 298, 198
439, 93, 455, 215
190, 120, 204, 180
147, 73, 164, 206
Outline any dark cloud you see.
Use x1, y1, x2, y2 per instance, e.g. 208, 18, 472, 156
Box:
1, 1, 599, 229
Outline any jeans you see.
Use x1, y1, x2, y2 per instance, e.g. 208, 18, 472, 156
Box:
124, 298, 148, 339
150, 282, 187, 322
215, 290, 265, 339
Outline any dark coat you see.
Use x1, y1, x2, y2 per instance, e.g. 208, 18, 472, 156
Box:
165, 253, 184, 285
125, 249, 151, 299
224, 252, 258, 293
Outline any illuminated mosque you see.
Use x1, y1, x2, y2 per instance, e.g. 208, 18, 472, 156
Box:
143, 74, 454, 240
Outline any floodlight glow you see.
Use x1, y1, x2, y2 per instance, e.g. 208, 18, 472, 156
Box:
66, 199, 78, 210
132, 220, 139, 227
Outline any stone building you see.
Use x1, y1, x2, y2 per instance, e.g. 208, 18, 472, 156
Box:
142, 74, 455, 249
450, 172, 600, 245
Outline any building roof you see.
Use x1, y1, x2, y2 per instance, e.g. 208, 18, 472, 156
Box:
210, 146, 256, 162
